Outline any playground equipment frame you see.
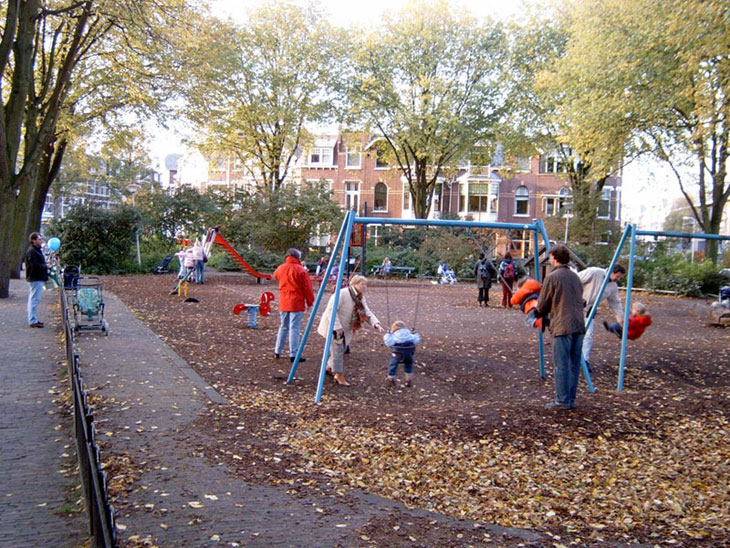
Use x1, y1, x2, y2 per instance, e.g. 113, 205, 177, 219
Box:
287, 210, 598, 403
585, 224, 730, 391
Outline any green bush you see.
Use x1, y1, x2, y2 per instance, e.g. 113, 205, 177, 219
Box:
47, 203, 139, 274
629, 252, 725, 297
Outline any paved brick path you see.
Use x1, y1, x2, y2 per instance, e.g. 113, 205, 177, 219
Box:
0, 280, 86, 548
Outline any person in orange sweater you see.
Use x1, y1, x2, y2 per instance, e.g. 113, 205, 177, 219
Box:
273, 248, 315, 362
603, 302, 652, 340
510, 277, 547, 329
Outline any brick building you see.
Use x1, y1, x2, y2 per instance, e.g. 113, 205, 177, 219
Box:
295, 133, 622, 257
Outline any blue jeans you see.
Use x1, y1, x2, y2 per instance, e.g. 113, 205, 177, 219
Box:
275, 311, 303, 357
195, 260, 205, 283
388, 345, 415, 376
27, 281, 44, 325
552, 333, 585, 408
582, 318, 595, 363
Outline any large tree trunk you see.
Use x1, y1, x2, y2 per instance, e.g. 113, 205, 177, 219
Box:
0, 180, 33, 298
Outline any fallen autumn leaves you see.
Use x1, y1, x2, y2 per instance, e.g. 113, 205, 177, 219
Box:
105, 273, 730, 546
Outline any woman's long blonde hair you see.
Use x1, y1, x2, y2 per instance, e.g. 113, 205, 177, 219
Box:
349, 274, 367, 287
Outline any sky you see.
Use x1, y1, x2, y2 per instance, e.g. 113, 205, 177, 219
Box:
211, 0, 530, 27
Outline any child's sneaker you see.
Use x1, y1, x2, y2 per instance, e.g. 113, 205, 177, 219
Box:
404, 379, 412, 387
386, 376, 397, 386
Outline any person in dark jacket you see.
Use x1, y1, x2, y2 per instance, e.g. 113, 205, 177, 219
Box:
474, 253, 497, 307
536, 245, 586, 410
25, 232, 49, 328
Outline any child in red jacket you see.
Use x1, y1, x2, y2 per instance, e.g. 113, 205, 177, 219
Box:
510, 277, 546, 329
603, 302, 652, 340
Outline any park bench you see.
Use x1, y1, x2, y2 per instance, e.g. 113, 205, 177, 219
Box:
371, 265, 415, 278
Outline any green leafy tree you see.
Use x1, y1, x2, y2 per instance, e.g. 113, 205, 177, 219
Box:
227, 181, 343, 255
506, 18, 613, 244
0, 0, 200, 298
181, 0, 343, 196
137, 187, 223, 243
48, 203, 139, 274
348, 0, 507, 219
551, 0, 730, 260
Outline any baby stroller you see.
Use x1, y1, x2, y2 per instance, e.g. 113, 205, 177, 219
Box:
73, 276, 109, 335
63, 265, 80, 289
438, 263, 457, 285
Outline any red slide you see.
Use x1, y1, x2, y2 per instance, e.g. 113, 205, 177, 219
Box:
211, 232, 272, 280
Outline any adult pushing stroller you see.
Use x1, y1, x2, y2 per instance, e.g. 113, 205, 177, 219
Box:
72, 276, 109, 335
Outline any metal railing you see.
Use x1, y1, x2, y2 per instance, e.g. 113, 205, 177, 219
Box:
60, 289, 117, 548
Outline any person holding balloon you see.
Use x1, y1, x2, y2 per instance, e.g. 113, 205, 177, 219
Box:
25, 232, 50, 327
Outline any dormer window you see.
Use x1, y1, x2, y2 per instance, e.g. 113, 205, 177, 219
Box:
309, 147, 333, 167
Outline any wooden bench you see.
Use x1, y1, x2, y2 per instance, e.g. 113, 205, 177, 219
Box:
371, 265, 415, 278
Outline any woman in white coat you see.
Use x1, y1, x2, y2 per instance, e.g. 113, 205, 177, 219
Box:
317, 275, 385, 385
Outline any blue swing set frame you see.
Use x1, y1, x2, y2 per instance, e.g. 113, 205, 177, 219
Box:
289, 210, 730, 403
585, 224, 730, 391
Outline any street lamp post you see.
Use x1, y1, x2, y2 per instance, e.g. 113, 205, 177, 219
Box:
563, 201, 574, 244
127, 182, 142, 266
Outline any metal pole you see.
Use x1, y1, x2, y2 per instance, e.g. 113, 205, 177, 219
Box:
584, 224, 632, 331
532, 226, 545, 379
288, 211, 351, 383
314, 211, 356, 403
617, 224, 637, 391
135, 228, 141, 266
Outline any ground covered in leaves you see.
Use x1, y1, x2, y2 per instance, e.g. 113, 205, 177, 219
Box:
105, 272, 730, 547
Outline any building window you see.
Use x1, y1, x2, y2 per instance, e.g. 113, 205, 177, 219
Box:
511, 229, 532, 259
309, 147, 333, 167
375, 153, 389, 169
346, 147, 361, 169
544, 196, 559, 216
345, 181, 360, 212
403, 182, 411, 211
374, 182, 388, 211
540, 153, 571, 173
515, 186, 529, 216
459, 181, 499, 214
432, 182, 442, 215
544, 186, 573, 216
598, 187, 612, 218
515, 157, 531, 172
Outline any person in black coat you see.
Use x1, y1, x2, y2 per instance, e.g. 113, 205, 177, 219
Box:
474, 253, 497, 307
25, 232, 49, 328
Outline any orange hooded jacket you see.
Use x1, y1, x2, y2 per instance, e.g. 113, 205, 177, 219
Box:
510, 278, 543, 328
273, 256, 314, 312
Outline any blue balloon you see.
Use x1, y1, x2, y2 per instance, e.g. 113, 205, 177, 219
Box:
48, 237, 61, 251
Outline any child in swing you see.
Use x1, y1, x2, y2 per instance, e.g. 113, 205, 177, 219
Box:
384, 320, 421, 387
510, 277, 548, 329
603, 301, 652, 340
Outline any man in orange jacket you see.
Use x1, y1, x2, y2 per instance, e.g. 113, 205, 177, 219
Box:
273, 248, 315, 362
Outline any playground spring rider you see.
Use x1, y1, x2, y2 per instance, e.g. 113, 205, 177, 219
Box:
233, 292, 275, 328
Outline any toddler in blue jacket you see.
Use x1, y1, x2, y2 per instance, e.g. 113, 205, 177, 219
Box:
383, 320, 421, 387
